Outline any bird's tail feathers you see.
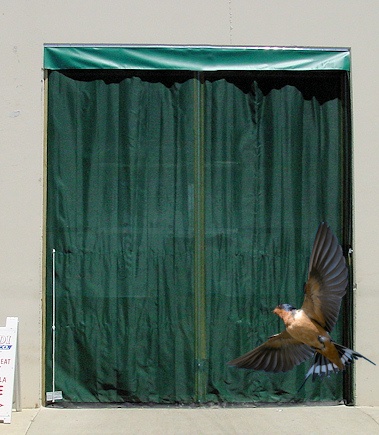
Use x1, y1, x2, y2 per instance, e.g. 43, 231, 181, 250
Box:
305, 353, 340, 383
305, 344, 375, 383
334, 343, 376, 367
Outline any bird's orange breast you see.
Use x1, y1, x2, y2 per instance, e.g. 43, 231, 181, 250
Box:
278, 309, 327, 350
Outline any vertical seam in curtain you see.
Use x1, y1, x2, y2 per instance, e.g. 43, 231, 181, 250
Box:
193, 72, 207, 402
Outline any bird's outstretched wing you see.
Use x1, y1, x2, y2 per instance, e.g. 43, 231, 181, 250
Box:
228, 330, 314, 373
301, 222, 348, 333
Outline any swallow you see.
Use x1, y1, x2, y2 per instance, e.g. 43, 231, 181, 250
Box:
228, 222, 375, 382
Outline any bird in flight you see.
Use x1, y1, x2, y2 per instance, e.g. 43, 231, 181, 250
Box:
228, 222, 375, 382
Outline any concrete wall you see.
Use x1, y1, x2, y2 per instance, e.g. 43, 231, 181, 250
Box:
1, 1, 378, 407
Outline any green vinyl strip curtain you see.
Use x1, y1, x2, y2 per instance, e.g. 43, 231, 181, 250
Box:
45, 46, 352, 404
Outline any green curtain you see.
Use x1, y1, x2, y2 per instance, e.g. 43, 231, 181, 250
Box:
47, 71, 197, 402
46, 69, 350, 403
203, 72, 348, 402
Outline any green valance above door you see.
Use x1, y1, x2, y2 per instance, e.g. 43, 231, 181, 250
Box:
44, 45, 350, 71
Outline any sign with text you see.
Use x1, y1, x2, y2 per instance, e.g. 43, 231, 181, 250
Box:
0, 317, 18, 424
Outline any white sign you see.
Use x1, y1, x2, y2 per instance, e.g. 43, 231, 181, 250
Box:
0, 317, 18, 424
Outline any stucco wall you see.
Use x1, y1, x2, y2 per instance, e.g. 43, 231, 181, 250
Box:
1, 1, 378, 407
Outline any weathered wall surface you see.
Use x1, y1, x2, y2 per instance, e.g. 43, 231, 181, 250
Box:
1, 1, 378, 406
